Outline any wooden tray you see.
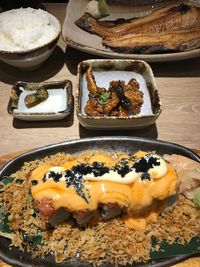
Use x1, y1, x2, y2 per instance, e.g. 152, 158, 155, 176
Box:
0, 149, 199, 267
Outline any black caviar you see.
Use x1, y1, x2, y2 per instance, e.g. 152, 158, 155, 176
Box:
39, 154, 162, 202
133, 155, 160, 173
92, 162, 109, 177
114, 158, 131, 177
49, 171, 63, 182
64, 169, 89, 203
141, 173, 151, 181
31, 180, 38, 186
42, 171, 63, 183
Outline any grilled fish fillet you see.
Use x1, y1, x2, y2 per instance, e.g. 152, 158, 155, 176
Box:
75, 3, 200, 53
75, 4, 200, 38
103, 27, 200, 53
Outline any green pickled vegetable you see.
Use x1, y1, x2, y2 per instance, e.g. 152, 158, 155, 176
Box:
98, 0, 110, 16
193, 190, 200, 208
25, 87, 49, 108
36, 88, 49, 101
25, 94, 40, 108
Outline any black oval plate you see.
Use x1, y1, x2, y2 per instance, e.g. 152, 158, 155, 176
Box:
0, 136, 199, 267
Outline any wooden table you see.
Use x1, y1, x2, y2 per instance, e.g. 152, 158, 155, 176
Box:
0, 3, 200, 267
0, 3, 200, 157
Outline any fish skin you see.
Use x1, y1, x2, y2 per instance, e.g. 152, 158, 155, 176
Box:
75, 4, 200, 38
102, 28, 200, 54
75, 4, 200, 54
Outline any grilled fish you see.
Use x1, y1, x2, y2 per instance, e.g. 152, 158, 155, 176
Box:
75, 3, 200, 53
76, 4, 200, 38
103, 27, 200, 53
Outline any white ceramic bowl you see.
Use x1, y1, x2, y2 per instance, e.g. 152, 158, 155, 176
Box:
0, 10, 61, 71
76, 59, 162, 130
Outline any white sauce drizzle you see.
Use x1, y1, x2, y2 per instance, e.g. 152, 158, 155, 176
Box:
84, 169, 139, 184
45, 154, 168, 185
147, 155, 168, 179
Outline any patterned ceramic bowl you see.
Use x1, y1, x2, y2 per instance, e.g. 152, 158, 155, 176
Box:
76, 59, 161, 130
7, 80, 73, 121
0, 11, 61, 71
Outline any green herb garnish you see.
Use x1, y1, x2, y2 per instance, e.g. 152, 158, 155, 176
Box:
98, 0, 110, 16
99, 92, 110, 105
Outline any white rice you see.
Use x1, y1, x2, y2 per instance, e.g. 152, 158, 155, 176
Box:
0, 8, 59, 51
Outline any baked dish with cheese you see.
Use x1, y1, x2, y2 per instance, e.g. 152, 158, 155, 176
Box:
0, 149, 199, 266
29, 150, 178, 228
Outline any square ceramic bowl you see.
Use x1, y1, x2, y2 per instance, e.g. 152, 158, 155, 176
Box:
7, 80, 73, 121
76, 59, 161, 130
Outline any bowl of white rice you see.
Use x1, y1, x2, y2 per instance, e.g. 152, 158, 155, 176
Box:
0, 8, 61, 70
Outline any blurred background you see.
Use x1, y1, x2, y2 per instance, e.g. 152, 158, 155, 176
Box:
0, 0, 67, 10
0, 0, 168, 10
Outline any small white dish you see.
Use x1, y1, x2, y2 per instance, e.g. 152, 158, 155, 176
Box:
76, 59, 161, 130
8, 80, 73, 121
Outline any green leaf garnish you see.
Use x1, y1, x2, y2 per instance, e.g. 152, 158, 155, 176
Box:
99, 92, 110, 105
15, 179, 24, 185
0, 177, 23, 189
0, 210, 12, 233
150, 236, 200, 259
22, 230, 42, 244
193, 190, 200, 209
98, 0, 110, 16
0, 177, 14, 185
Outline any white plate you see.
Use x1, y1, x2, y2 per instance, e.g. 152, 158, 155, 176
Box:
62, 0, 200, 62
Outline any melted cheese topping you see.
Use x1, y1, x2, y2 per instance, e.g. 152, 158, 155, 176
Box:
84, 154, 167, 183
29, 151, 178, 226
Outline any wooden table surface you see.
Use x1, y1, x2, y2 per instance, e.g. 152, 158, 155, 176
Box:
0, 3, 200, 267
0, 3, 200, 158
